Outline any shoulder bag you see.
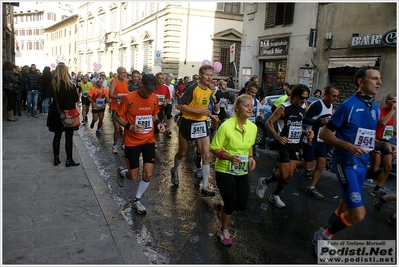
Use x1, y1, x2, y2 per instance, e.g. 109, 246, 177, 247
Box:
51, 87, 81, 130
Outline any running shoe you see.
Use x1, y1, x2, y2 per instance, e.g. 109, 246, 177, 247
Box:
82, 118, 86, 125
217, 228, 232, 246
170, 168, 179, 186
112, 144, 118, 154
33, 114, 38, 118
305, 187, 324, 199
312, 227, 334, 255
121, 143, 125, 150
155, 142, 158, 149
201, 187, 215, 197
370, 188, 379, 197
256, 177, 268, 199
269, 193, 286, 208
96, 130, 102, 136
373, 190, 387, 211
304, 169, 312, 179
194, 168, 203, 179
388, 214, 396, 225
116, 166, 125, 187
132, 199, 147, 214
90, 121, 95, 129
213, 201, 222, 222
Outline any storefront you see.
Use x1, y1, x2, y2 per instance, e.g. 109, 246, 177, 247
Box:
258, 36, 289, 96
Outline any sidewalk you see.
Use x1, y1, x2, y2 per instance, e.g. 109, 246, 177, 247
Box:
2, 113, 149, 264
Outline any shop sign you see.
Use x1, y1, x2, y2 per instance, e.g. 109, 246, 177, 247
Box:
259, 36, 290, 56
349, 29, 396, 49
381, 29, 396, 47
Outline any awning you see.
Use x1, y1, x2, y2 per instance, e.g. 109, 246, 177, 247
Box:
328, 57, 379, 68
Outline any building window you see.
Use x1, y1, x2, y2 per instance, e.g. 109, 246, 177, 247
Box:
62, 15, 68, 20
27, 29, 32, 36
28, 42, 33, 50
64, 28, 66, 37
48, 12, 56, 21
265, 3, 295, 28
15, 29, 18, 36
20, 16, 24, 22
35, 29, 40, 35
35, 41, 40, 50
110, 7, 117, 32
218, 40, 241, 77
217, 2, 241, 13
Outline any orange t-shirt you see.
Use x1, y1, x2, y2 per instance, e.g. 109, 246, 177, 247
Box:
110, 78, 128, 111
116, 91, 160, 146
88, 87, 109, 110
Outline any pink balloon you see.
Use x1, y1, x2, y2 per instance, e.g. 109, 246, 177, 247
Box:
202, 59, 211, 66
214, 62, 222, 73
55, 59, 60, 64
93, 62, 98, 67
51, 63, 56, 68
98, 64, 102, 69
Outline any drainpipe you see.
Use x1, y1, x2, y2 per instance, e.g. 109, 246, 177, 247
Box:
310, 31, 320, 91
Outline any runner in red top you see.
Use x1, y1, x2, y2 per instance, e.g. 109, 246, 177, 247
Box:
154, 72, 171, 139
88, 79, 109, 136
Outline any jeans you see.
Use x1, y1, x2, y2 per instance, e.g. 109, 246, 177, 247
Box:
27, 90, 39, 115
42, 97, 50, 114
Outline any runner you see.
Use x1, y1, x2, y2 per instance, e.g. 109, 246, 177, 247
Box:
114, 74, 165, 214
88, 78, 109, 136
211, 94, 257, 246
256, 84, 314, 208
302, 84, 339, 199
312, 66, 396, 253
170, 65, 219, 197
78, 75, 93, 125
109, 67, 129, 154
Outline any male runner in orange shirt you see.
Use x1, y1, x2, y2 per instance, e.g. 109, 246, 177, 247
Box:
114, 74, 165, 214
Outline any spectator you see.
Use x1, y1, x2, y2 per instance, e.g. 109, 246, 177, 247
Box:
3, 61, 20, 122
47, 64, 80, 167
24, 64, 42, 118
41, 66, 52, 116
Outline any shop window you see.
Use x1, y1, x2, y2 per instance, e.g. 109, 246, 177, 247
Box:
262, 59, 287, 96
265, 3, 295, 28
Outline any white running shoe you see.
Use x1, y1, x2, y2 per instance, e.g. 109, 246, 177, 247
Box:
256, 177, 268, 198
132, 199, 147, 214
112, 144, 118, 154
269, 193, 286, 208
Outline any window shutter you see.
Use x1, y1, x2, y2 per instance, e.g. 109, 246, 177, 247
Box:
265, 3, 276, 28
283, 3, 295, 24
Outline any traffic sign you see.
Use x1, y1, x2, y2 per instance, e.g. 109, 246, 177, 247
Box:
230, 43, 235, 63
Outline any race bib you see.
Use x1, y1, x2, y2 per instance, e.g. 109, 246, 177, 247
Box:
287, 126, 302, 144
157, 94, 165, 106
228, 155, 249, 175
190, 121, 207, 138
382, 125, 394, 141
219, 98, 227, 108
96, 98, 105, 108
117, 93, 126, 104
135, 115, 153, 134
82, 92, 88, 97
354, 127, 375, 152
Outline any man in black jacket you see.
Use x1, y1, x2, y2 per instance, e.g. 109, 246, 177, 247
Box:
24, 64, 42, 118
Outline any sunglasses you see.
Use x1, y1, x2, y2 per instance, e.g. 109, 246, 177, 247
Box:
299, 96, 309, 100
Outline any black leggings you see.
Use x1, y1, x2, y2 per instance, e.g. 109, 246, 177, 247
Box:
53, 130, 74, 159
215, 171, 250, 215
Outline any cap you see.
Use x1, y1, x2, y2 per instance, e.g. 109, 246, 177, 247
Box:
100, 72, 105, 76
141, 74, 157, 91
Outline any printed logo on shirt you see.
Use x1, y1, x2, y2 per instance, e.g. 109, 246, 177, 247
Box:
202, 99, 208, 105
371, 110, 377, 120
350, 192, 362, 203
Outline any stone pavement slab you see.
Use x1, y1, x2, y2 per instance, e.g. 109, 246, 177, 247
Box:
2, 114, 148, 264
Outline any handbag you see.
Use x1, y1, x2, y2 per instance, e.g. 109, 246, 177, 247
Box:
51, 87, 81, 130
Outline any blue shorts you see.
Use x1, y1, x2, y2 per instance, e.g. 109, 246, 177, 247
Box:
334, 164, 366, 208
303, 141, 327, 162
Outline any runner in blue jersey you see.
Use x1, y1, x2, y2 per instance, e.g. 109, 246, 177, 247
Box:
312, 66, 396, 254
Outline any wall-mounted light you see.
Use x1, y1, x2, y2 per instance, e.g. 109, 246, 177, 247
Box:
325, 32, 332, 40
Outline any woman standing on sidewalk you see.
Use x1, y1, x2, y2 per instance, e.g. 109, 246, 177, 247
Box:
210, 94, 257, 246
47, 64, 80, 167
3, 61, 19, 122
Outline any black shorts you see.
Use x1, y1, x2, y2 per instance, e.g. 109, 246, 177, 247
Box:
124, 143, 156, 169
92, 109, 105, 114
276, 143, 300, 163
81, 96, 90, 106
179, 117, 210, 142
